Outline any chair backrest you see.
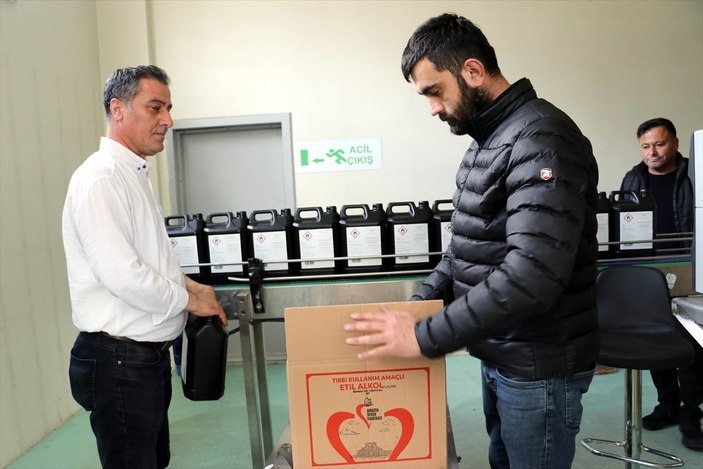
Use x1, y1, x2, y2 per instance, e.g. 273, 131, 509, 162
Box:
596, 265, 675, 334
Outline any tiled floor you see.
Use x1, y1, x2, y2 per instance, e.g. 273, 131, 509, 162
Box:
7, 356, 703, 468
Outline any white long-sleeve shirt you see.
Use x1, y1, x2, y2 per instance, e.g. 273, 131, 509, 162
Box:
62, 137, 188, 341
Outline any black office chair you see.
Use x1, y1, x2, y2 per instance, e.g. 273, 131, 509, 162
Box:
581, 265, 695, 468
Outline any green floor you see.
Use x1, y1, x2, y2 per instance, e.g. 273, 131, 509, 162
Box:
7, 356, 703, 469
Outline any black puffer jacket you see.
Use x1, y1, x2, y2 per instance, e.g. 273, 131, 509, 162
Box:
412, 78, 599, 379
619, 153, 693, 233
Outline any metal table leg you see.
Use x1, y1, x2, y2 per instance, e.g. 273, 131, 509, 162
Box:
253, 317, 273, 457
237, 293, 266, 469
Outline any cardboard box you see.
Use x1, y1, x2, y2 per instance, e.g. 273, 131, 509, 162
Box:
284, 300, 446, 469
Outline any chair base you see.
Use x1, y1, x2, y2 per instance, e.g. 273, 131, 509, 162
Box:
581, 437, 684, 468
581, 368, 686, 468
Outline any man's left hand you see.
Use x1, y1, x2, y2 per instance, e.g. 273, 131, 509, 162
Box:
344, 306, 422, 360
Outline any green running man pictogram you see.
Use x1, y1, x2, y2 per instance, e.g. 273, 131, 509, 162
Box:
326, 148, 346, 164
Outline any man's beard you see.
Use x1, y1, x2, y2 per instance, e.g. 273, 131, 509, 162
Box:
441, 77, 492, 135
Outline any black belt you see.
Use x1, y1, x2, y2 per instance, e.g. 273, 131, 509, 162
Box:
99, 331, 174, 351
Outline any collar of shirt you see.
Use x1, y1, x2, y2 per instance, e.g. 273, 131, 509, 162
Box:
99, 137, 151, 176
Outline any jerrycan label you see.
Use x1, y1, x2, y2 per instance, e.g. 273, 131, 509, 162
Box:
253, 231, 289, 271
299, 228, 335, 269
169, 235, 199, 274
393, 224, 429, 264
208, 233, 243, 273
619, 211, 653, 250
596, 213, 609, 252
440, 221, 452, 253
346, 226, 382, 267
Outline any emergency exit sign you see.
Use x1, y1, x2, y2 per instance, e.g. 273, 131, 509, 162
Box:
294, 138, 383, 173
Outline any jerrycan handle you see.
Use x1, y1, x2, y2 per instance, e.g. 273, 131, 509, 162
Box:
609, 190, 639, 204
206, 212, 234, 227
340, 204, 369, 219
250, 209, 278, 225
294, 207, 323, 222
164, 215, 187, 231
387, 201, 416, 216
433, 199, 453, 211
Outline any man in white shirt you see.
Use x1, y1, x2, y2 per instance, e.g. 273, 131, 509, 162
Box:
62, 65, 226, 469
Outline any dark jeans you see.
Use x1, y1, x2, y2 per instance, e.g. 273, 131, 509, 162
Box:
69, 332, 173, 469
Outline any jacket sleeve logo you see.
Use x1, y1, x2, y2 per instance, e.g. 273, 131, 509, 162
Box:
540, 168, 553, 181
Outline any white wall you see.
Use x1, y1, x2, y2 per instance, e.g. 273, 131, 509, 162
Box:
0, 0, 102, 466
148, 0, 703, 210
0, 0, 701, 466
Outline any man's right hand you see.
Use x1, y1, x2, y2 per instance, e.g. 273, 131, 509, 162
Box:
184, 276, 228, 326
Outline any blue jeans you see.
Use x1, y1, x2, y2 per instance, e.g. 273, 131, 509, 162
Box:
481, 361, 594, 469
69, 332, 173, 469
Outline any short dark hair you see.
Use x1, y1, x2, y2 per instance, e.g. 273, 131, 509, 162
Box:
637, 117, 677, 139
103, 65, 170, 118
401, 13, 500, 82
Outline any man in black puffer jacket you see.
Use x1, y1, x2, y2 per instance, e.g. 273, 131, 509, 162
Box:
345, 13, 599, 468
620, 118, 693, 247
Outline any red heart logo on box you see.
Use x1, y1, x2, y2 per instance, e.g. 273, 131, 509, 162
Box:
326, 403, 414, 463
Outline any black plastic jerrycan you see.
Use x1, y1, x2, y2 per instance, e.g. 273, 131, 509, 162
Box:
182, 315, 228, 401
293, 206, 340, 275
432, 199, 454, 264
386, 201, 435, 271
609, 190, 656, 258
165, 213, 210, 282
204, 211, 249, 282
339, 203, 387, 273
247, 209, 296, 277
595, 192, 612, 259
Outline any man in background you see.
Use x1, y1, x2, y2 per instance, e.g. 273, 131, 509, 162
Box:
620, 117, 702, 451
345, 13, 599, 468
621, 118, 692, 253
62, 65, 227, 468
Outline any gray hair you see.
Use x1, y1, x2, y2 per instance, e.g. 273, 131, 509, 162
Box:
103, 65, 170, 118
